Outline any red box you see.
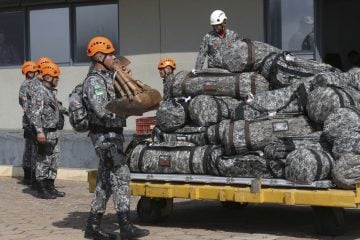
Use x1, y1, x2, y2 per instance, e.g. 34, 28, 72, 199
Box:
135, 117, 158, 135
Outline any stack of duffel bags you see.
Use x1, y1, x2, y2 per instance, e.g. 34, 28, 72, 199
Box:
127, 39, 360, 189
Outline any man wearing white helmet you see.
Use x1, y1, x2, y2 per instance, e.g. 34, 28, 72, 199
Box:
195, 10, 240, 70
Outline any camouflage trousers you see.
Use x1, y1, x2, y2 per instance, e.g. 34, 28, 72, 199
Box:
36, 131, 59, 181
22, 137, 38, 170
89, 132, 130, 214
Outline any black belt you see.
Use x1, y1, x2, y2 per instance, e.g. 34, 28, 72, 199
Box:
89, 125, 123, 134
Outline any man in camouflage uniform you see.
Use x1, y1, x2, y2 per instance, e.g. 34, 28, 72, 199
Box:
158, 57, 176, 100
195, 10, 241, 70
28, 62, 65, 199
19, 61, 40, 186
83, 36, 149, 240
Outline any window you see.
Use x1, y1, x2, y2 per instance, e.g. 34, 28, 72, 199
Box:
29, 8, 70, 63
0, 1, 118, 67
74, 4, 118, 63
0, 11, 25, 66
266, 0, 315, 59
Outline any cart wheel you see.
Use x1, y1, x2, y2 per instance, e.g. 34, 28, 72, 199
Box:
137, 197, 173, 224
312, 206, 345, 236
221, 201, 248, 210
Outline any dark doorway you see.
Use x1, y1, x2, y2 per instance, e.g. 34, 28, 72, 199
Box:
316, 0, 360, 71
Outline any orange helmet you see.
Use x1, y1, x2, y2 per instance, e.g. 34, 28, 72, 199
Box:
158, 57, 176, 70
36, 57, 53, 68
21, 61, 38, 75
40, 63, 61, 78
87, 36, 115, 57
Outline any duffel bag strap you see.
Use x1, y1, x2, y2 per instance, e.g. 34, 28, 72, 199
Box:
242, 38, 255, 71
244, 120, 253, 151
181, 72, 193, 96
250, 73, 257, 95
228, 120, 236, 154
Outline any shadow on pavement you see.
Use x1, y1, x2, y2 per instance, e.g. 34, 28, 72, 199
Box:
145, 200, 360, 239
52, 200, 360, 239
148, 201, 317, 238
52, 210, 139, 236
21, 185, 39, 198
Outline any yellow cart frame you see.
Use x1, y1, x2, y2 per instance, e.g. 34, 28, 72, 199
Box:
88, 171, 360, 235
131, 180, 360, 208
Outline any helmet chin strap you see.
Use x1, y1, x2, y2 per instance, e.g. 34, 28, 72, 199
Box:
95, 54, 111, 70
46, 76, 56, 88
220, 23, 226, 33
42, 76, 55, 88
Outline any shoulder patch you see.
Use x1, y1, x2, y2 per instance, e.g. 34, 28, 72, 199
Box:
94, 83, 104, 96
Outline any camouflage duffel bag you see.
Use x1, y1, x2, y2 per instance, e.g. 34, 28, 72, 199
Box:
331, 131, 360, 160
332, 153, 360, 190
311, 71, 360, 90
188, 95, 242, 126
207, 116, 315, 155
128, 142, 223, 174
219, 39, 337, 88
285, 148, 334, 184
236, 83, 308, 120
306, 86, 360, 124
152, 125, 209, 146
221, 39, 281, 73
171, 69, 269, 99
264, 131, 327, 160
322, 107, 360, 144
211, 152, 285, 178
156, 98, 189, 132
259, 51, 338, 89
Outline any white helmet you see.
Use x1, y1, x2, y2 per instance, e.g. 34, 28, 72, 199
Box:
210, 10, 227, 25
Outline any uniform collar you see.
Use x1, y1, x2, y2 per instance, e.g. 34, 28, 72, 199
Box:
90, 66, 113, 78
213, 28, 229, 38
163, 73, 174, 82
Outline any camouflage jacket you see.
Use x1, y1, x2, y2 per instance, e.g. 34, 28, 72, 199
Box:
19, 77, 42, 129
28, 83, 59, 133
162, 73, 175, 100
195, 29, 241, 70
83, 67, 124, 129
19, 79, 33, 111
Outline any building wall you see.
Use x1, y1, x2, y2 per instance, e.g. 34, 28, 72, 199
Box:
0, 66, 89, 130
0, 0, 264, 131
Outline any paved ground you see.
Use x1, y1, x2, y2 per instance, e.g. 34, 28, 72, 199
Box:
2, 177, 360, 240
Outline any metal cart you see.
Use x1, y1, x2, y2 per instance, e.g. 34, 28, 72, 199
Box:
88, 171, 360, 236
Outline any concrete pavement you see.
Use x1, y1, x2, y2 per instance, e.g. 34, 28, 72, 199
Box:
2, 177, 360, 240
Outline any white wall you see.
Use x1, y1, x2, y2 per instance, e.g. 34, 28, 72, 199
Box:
0, 0, 264, 130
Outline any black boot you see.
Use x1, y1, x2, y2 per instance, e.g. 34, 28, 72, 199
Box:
22, 167, 31, 185
47, 179, 66, 197
37, 180, 57, 199
30, 170, 37, 190
117, 211, 149, 239
84, 212, 117, 240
